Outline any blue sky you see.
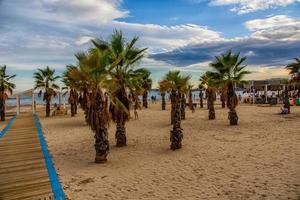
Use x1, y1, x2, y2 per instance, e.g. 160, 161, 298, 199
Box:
0, 0, 300, 91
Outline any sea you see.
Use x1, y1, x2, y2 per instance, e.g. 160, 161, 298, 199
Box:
7, 90, 245, 106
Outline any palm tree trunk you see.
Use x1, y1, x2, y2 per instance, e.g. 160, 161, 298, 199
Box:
75, 102, 77, 114
207, 89, 215, 120
0, 97, 5, 121
142, 92, 148, 108
161, 92, 166, 110
206, 90, 209, 110
80, 88, 88, 110
116, 120, 126, 147
283, 88, 290, 114
227, 82, 238, 125
46, 99, 50, 117
69, 89, 76, 117
170, 90, 176, 124
181, 94, 186, 120
199, 90, 203, 108
170, 91, 183, 150
89, 90, 110, 163
221, 92, 226, 108
188, 90, 193, 110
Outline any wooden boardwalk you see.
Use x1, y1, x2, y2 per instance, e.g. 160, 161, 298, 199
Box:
0, 114, 65, 200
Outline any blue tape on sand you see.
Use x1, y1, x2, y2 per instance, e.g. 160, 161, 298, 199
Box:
33, 114, 66, 200
0, 115, 17, 138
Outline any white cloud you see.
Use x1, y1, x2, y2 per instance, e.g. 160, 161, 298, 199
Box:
110, 22, 221, 53
75, 36, 95, 46
245, 15, 300, 31
245, 15, 300, 41
4, 0, 129, 25
210, 0, 300, 14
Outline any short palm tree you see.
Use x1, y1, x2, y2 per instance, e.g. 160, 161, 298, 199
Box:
33, 66, 60, 117
158, 80, 169, 110
134, 68, 152, 108
281, 79, 291, 114
0, 65, 16, 121
198, 84, 204, 108
187, 85, 194, 111
162, 71, 190, 150
93, 30, 147, 147
286, 57, 300, 97
200, 72, 217, 120
220, 88, 226, 108
62, 65, 79, 117
209, 50, 250, 125
286, 57, 300, 83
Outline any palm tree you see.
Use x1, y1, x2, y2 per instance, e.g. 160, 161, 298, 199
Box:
187, 85, 194, 111
281, 79, 291, 114
62, 65, 79, 117
181, 91, 187, 120
200, 72, 217, 120
198, 84, 204, 108
65, 45, 111, 163
93, 30, 147, 147
134, 68, 152, 108
0, 65, 16, 121
220, 89, 226, 108
286, 57, 300, 82
162, 71, 190, 150
209, 50, 250, 125
286, 57, 300, 97
33, 66, 60, 117
85, 47, 111, 163
158, 80, 169, 110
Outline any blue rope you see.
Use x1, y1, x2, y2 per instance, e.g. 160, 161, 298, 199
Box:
0, 115, 17, 138
33, 114, 66, 200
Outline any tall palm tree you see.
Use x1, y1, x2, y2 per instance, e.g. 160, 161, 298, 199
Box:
85, 47, 111, 163
93, 30, 147, 147
162, 71, 190, 150
158, 80, 169, 110
0, 65, 16, 121
65, 45, 111, 163
209, 50, 250, 125
134, 68, 152, 108
33, 66, 60, 117
200, 72, 217, 120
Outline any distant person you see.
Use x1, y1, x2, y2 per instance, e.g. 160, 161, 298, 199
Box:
280, 105, 289, 114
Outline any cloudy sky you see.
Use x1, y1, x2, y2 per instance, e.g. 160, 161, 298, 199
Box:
0, 0, 300, 91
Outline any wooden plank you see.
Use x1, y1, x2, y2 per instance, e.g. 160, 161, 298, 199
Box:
0, 114, 54, 200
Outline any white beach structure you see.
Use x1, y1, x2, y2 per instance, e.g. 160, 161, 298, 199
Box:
13, 89, 63, 115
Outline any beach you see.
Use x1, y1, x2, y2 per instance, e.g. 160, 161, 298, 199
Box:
39, 102, 300, 200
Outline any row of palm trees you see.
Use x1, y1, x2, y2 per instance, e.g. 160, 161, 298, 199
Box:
1, 30, 299, 163
156, 51, 250, 150
33, 31, 151, 163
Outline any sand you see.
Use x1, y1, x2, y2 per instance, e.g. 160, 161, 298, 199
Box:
39, 102, 300, 200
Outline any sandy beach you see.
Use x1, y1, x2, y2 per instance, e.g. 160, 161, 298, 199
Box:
39, 102, 300, 200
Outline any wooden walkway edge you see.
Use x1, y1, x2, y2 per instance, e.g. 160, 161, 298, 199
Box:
0, 114, 66, 200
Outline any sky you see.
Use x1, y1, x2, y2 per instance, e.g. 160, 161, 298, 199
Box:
0, 0, 300, 91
